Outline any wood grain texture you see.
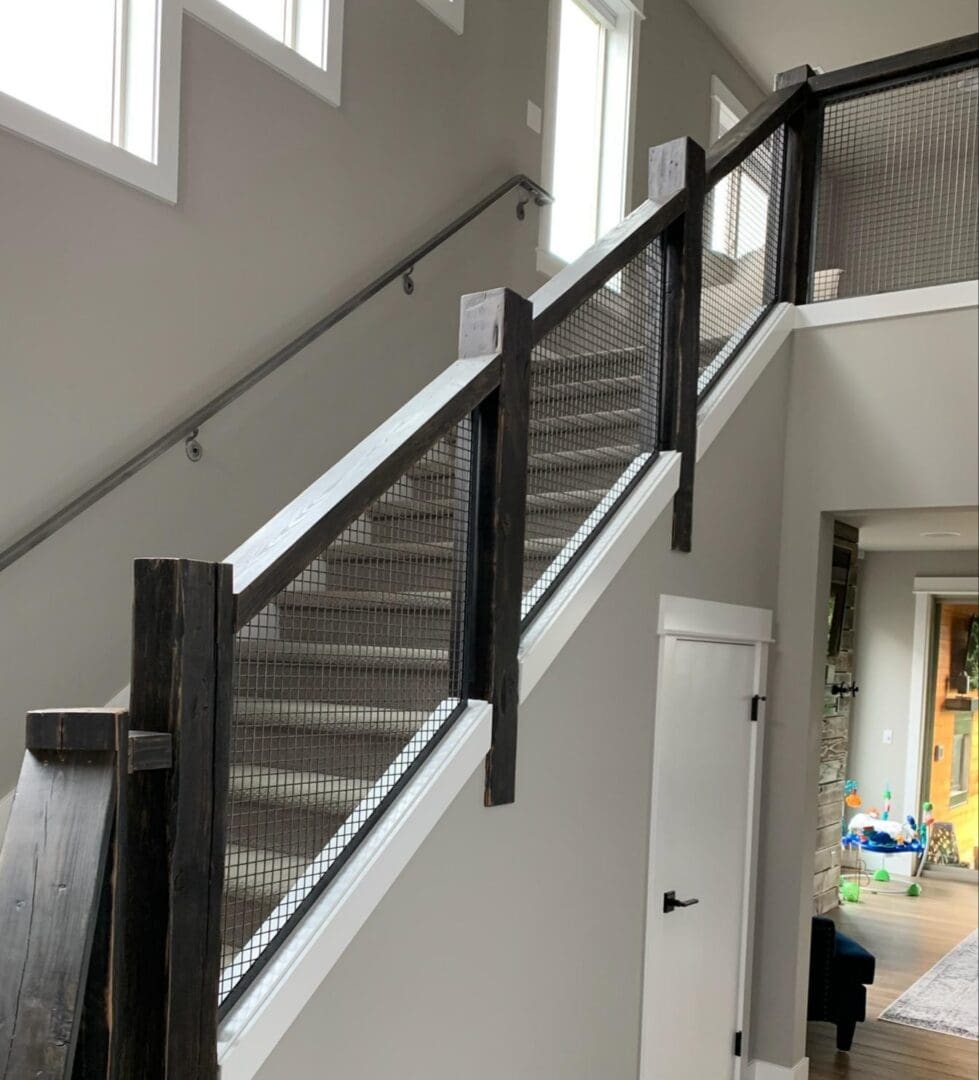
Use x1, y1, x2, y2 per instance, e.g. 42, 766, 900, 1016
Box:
123, 558, 232, 1080
530, 192, 686, 341
808, 877, 979, 1078
0, 746, 115, 1080
461, 289, 533, 806
705, 82, 807, 187
229, 355, 502, 624
809, 33, 979, 97
650, 138, 705, 553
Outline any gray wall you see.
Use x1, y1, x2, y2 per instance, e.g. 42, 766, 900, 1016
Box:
754, 305, 979, 1069
631, 0, 764, 204
847, 548, 979, 823
0, 0, 760, 799
254, 337, 792, 1080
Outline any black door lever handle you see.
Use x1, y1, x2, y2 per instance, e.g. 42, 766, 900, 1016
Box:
663, 890, 700, 914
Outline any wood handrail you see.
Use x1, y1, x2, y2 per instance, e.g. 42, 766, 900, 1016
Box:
229, 353, 503, 624
809, 33, 979, 97
705, 82, 809, 188
530, 192, 687, 341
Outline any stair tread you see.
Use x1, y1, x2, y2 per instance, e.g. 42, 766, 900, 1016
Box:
234, 699, 428, 735
229, 764, 372, 811
278, 587, 453, 609
224, 842, 308, 899
412, 442, 638, 478
369, 487, 612, 523
236, 638, 450, 665
317, 534, 568, 563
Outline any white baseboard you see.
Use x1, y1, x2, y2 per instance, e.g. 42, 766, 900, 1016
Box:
747, 1057, 809, 1080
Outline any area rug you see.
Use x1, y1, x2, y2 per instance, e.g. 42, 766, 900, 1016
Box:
879, 929, 978, 1040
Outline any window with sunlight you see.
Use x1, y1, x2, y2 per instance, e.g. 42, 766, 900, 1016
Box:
546, 0, 636, 267
0, 0, 160, 161
217, 0, 332, 68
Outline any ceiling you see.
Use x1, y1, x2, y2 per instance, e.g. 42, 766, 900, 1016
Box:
683, 0, 979, 89
840, 509, 979, 553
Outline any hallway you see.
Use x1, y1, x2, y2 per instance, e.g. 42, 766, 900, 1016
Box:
807, 877, 979, 1078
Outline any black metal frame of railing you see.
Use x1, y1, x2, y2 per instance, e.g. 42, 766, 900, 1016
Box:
1, 33, 976, 1080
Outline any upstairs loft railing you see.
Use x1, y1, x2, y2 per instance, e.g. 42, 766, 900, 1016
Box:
1, 34, 976, 1080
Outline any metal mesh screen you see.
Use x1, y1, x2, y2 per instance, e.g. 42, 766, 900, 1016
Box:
219, 420, 473, 1005
811, 64, 979, 301
700, 127, 785, 395
522, 239, 665, 619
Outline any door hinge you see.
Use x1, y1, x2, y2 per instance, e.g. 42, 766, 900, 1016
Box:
734, 1030, 743, 1057
750, 694, 766, 722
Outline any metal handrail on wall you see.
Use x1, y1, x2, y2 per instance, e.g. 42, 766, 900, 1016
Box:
0, 174, 551, 574
1, 33, 977, 1080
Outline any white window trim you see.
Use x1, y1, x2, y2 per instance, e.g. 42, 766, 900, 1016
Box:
0, 0, 344, 205
709, 73, 747, 144
414, 0, 465, 35
0, 1, 181, 202
537, 0, 644, 276
184, 0, 343, 107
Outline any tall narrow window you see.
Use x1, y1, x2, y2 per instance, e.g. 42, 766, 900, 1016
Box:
544, 0, 639, 267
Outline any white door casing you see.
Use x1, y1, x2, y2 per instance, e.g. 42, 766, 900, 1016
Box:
639, 595, 772, 1080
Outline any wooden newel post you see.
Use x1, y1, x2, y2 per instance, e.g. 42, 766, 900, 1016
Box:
123, 558, 234, 1079
0, 710, 124, 1080
650, 136, 705, 553
459, 287, 533, 807
774, 65, 817, 304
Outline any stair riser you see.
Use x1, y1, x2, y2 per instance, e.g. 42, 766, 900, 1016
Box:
403, 460, 632, 504
230, 724, 409, 777
235, 661, 453, 707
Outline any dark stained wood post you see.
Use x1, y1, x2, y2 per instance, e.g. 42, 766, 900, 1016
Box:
122, 558, 234, 1080
459, 288, 533, 806
650, 136, 705, 553
0, 709, 123, 1080
775, 65, 818, 304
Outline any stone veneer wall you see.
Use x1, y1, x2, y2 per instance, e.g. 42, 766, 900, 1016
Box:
813, 524, 860, 916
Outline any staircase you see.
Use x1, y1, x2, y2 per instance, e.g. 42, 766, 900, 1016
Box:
219, 336, 658, 997
1, 34, 976, 1080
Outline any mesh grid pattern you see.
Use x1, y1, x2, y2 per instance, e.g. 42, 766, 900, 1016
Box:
700, 127, 785, 394
812, 65, 979, 301
219, 420, 473, 1004
522, 240, 665, 617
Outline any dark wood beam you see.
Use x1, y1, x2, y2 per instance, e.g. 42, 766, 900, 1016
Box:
462, 288, 533, 806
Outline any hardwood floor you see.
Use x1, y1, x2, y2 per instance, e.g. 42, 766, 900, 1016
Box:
807, 876, 979, 1079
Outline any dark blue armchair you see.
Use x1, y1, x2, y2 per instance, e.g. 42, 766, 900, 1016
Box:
807, 915, 876, 1051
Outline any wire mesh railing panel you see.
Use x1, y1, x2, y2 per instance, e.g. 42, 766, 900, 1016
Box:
522, 240, 665, 619
811, 64, 979, 301
219, 419, 473, 1006
700, 127, 785, 395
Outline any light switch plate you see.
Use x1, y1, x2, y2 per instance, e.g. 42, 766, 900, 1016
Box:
882, 728, 893, 745
526, 100, 543, 134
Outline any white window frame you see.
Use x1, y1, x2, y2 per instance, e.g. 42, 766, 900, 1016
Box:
709, 74, 746, 145
537, 0, 643, 276
415, 0, 464, 34
185, 0, 343, 107
0, 0, 344, 204
0, 0, 181, 201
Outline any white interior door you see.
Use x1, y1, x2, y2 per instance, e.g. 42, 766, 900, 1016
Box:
639, 597, 768, 1080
